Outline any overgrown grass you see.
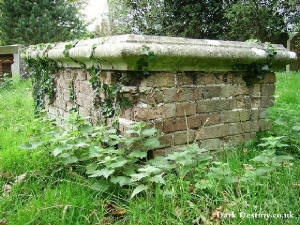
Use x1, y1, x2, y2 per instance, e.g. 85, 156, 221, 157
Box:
0, 73, 299, 225
275, 72, 300, 107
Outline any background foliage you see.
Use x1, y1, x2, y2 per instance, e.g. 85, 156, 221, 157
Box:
0, 0, 87, 45
109, 0, 300, 45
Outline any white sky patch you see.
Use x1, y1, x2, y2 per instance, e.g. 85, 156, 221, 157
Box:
82, 0, 109, 31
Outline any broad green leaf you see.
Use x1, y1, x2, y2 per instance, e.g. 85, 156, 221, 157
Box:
149, 174, 165, 184
254, 167, 274, 176
143, 137, 160, 149
195, 179, 214, 190
224, 176, 238, 183
273, 155, 294, 163
88, 146, 103, 158
19, 141, 44, 150
64, 156, 78, 164
141, 48, 149, 55
148, 157, 175, 170
90, 181, 110, 192
123, 168, 136, 176
126, 129, 139, 135
183, 143, 208, 154
86, 163, 98, 174
130, 173, 149, 181
138, 165, 162, 174
292, 125, 300, 131
141, 128, 157, 136
60, 153, 71, 158
110, 176, 131, 187
251, 155, 272, 164
31, 141, 45, 149
19, 142, 33, 150
53, 147, 63, 156
240, 171, 255, 182
76, 136, 88, 142
198, 155, 213, 162
75, 142, 89, 148
129, 150, 147, 159
78, 124, 93, 133
130, 184, 148, 198
167, 151, 188, 161
109, 134, 120, 140
89, 168, 115, 179
261, 64, 269, 71
110, 160, 129, 168
107, 129, 117, 134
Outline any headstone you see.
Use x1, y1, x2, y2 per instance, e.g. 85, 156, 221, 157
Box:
287, 32, 300, 72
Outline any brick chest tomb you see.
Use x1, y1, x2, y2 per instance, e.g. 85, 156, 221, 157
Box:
23, 35, 297, 153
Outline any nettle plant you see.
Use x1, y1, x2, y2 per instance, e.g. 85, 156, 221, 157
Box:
21, 113, 213, 198
265, 104, 300, 153
194, 140, 294, 193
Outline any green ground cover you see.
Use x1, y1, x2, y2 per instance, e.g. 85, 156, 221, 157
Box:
0, 73, 299, 225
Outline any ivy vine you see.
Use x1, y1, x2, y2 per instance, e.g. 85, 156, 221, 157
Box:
233, 41, 277, 85
24, 41, 154, 120
24, 43, 58, 111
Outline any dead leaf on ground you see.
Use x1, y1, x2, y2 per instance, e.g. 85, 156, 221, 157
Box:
105, 202, 127, 217
193, 214, 212, 225
210, 202, 236, 221
210, 205, 223, 221
62, 205, 71, 220
188, 184, 195, 193
0, 172, 12, 180
100, 218, 112, 224
175, 206, 182, 218
243, 164, 255, 171
15, 173, 26, 183
2, 183, 12, 197
0, 218, 7, 224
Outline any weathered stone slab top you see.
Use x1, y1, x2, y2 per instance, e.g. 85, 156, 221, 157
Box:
23, 34, 297, 72
0, 45, 20, 54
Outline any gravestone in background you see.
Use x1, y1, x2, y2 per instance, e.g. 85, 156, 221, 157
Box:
0, 45, 28, 79
287, 32, 300, 72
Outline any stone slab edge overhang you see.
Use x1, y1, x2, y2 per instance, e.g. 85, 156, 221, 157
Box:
23, 34, 297, 72
0, 45, 20, 55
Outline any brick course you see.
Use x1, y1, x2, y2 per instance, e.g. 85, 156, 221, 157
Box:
45, 69, 276, 153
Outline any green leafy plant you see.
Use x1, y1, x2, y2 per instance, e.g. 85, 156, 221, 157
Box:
0, 73, 13, 90
258, 136, 289, 149
195, 148, 294, 193
24, 57, 57, 111
19, 113, 215, 198
136, 45, 157, 73
265, 104, 300, 153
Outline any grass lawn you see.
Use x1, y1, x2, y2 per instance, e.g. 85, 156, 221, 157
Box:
0, 73, 299, 225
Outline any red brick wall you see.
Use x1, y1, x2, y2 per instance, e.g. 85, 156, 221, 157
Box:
45, 69, 275, 153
